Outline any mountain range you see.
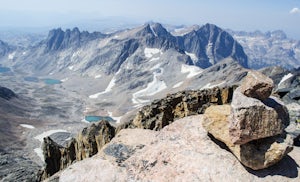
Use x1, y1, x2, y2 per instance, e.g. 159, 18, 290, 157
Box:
0, 22, 299, 181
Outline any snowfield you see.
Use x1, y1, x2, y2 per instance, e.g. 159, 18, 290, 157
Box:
89, 70, 121, 98
34, 129, 68, 142
278, 73, 293, 86
144, 48, 162, 58
107, 111, 122, 123
201, 81, 226, 90
94, 74, 102, 79
20, 124, 35, 129
181, 64, 203, 78
185, 51, 198, 62
34, 129, 68, 161
132, 68, 167, 104
173, 81, 184, 88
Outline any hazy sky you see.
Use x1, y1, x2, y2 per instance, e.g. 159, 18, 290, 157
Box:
0, 0, 299, 38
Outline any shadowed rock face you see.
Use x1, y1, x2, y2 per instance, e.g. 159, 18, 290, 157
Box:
0, 86, 17, 100
179, 23, 248, 68
38, 120, 116, 181
0, 40, 10, 57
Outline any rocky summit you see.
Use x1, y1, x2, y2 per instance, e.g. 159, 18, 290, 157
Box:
47, 115, 300, 182
40, 84, 299, 181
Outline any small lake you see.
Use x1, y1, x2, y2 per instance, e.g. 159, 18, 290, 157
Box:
24, 76, 39, 83
0, 66, 11, 73
43, 78, 62, 85
85, 116, 115, 122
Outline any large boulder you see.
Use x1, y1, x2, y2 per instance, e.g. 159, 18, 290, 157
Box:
229, 87, 289, 144
240, 71, 274, 101
203, 105, 293, 170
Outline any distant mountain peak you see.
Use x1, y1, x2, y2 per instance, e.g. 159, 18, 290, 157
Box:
44, 27, 105, 52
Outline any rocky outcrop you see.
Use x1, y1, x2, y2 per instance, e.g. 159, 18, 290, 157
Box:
240, 70, 274, 101
130, 86, 235, 130
75, 120, 116, 160
38, 120, 116, 181
203, 72, 293, 170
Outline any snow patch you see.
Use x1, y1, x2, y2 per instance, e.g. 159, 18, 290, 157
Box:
68, 66, 74, 70
107, 111, 122, 123
89, 76, 118, 98
173, 81, 183, 88
20, 124, 35, 129
278, 73, 293, 86
144, 48, 162, 58
8, 52, 15, 60
132, 68, 167, 104
206, 42, 214, 65
34, 129, 68, 142
61, 78, 69, 82
34, 148, 44, 161
181, 64, 203, 78
149, 57, 160, 62
34, 129, 68, 161
89, 70, 121, 98
95, 74, 102, 79
150, 25, 158, 37
185, 51, 198, 63
202, 81, 226, 90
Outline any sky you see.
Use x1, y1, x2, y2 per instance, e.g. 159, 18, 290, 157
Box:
0, 0, 299, 39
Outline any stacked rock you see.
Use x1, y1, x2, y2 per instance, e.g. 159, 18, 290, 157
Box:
203, 71, 293, 170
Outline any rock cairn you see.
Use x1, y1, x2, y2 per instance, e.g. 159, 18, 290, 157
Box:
203, 71, 293, 170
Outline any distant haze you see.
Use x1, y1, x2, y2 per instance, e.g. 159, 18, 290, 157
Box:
0, 0, 299, 39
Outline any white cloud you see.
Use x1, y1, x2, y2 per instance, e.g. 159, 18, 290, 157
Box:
290, 7, 300, 14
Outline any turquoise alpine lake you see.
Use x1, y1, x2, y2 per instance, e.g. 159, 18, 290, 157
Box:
43, 78, 62, 85
85, 116, 115, 122
0, 66, 10, 73
24, 77, 39, 82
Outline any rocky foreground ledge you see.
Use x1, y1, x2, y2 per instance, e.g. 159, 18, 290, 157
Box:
38, 72, 300, 181
47, 115, 300, 181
